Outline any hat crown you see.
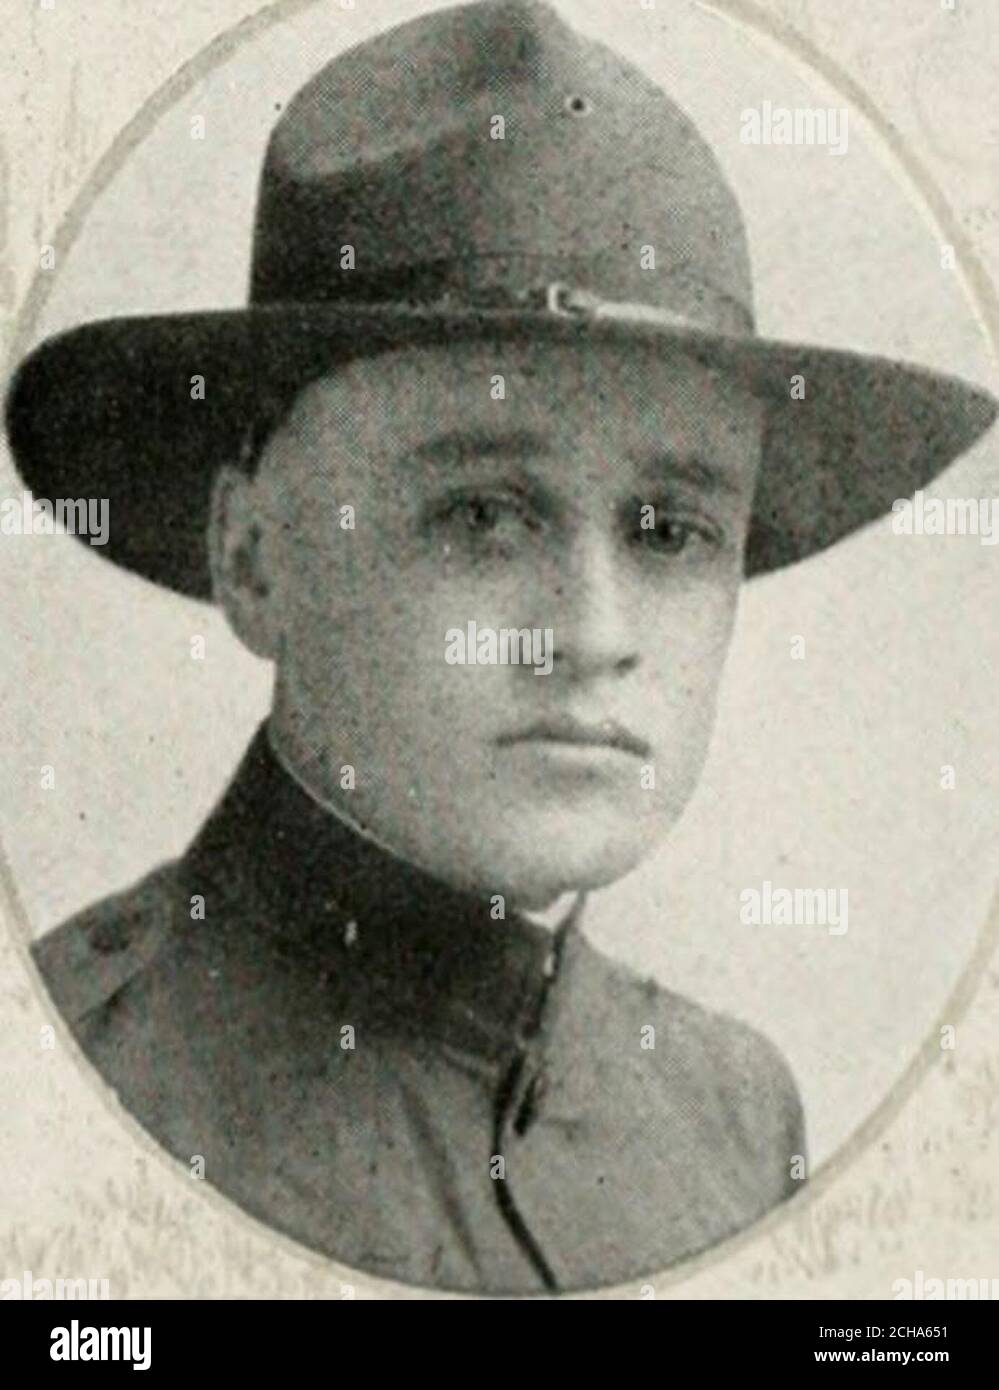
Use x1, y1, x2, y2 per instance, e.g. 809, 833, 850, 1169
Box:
249, 0, 755, 334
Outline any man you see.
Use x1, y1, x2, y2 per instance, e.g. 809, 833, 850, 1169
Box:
5, 0, 995, 1294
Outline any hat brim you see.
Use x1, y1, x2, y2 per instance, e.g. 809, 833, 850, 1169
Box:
5, 303, 996, 597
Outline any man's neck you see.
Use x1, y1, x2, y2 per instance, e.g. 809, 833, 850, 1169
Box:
267, 722, 402, 860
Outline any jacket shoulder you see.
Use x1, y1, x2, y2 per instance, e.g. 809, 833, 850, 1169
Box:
29, 861, 182, 1027
589, 945, 807, 1179
659, 983, 807, 1179
666, 985, 800, 1096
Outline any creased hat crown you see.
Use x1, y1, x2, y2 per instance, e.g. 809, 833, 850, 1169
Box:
250, 0, 755, 335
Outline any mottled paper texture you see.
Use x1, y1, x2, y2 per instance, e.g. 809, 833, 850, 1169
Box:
1, 0, 997, 1297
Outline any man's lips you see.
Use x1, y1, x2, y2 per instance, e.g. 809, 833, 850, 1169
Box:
496, 716, 650, 758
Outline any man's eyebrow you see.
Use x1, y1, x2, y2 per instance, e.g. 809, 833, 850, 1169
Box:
405, 430, 748, 496
406, 428, 551, 466
640, 452, 747, 497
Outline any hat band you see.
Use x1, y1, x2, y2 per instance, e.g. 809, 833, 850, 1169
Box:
251, 252, 755, 337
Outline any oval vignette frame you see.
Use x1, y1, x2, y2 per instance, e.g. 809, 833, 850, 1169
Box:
2, 0, 999, 1298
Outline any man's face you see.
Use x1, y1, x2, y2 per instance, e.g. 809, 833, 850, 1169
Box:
216, 338, 764, 906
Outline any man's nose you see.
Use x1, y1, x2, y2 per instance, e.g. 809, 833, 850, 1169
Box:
546, 526, 640, 679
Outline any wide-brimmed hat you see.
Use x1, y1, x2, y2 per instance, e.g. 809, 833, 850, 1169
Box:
5, 0, 996, 596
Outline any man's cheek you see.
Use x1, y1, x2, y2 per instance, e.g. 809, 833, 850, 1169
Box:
654, 616, 711, 671
369, 631, 458, 720
673, 599, 740, 673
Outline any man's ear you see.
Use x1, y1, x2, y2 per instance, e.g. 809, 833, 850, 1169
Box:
208, 464, 278, 660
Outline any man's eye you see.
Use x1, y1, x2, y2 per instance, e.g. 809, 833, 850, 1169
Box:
646, 518, 697, 554
629, 501, 722, 555
458, 496, 507, 531
435, 492, 539, 536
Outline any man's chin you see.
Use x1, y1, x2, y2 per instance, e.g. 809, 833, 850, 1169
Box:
472, 806, 668, 907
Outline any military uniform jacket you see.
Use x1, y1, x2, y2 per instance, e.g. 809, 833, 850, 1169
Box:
32, 725, 805, 1294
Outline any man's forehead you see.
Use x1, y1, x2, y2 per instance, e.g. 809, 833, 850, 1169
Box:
286, 338, 764, 445
253, 339, 764, 514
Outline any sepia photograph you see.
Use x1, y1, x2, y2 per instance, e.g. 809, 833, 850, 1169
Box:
2, 0, 998, 1326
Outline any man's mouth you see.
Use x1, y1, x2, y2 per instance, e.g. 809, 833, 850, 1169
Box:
496, 715, 650, 758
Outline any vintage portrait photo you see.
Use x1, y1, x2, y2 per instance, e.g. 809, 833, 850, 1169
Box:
2, 0, 997, 1304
